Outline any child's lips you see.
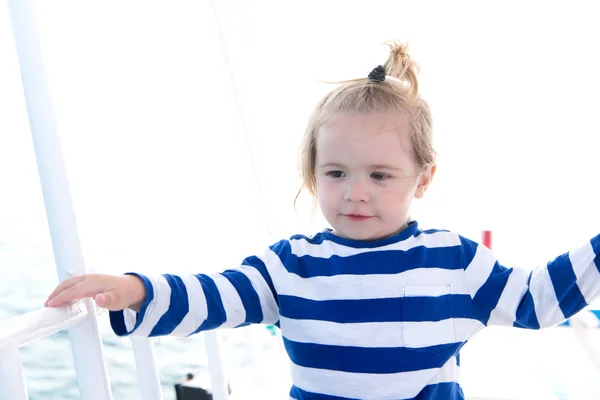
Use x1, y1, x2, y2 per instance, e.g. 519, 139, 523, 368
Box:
345, 214, 372, 221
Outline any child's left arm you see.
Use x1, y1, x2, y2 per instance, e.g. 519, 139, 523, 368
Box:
460, 234, 600, 329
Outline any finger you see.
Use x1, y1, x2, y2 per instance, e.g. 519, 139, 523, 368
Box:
45, 275, 86, 306
94, 291, 123, 311
46, 281, 101, 307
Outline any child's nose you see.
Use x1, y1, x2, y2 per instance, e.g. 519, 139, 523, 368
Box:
344, 179, 369, 203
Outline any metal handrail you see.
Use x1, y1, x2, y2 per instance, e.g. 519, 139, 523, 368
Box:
0, 302, 164, 400
0, 301, 91, 351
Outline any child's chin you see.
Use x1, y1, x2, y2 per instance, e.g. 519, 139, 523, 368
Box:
338, 229, 385, 242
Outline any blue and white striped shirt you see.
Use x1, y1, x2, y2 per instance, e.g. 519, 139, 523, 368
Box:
110, 221, 600, 399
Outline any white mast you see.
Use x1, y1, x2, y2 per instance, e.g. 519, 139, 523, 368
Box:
6, 0, 113, 398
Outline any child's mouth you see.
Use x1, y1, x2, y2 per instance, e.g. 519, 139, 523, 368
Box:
345, 214, 372, 221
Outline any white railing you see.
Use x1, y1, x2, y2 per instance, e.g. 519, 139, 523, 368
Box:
0, 301, 230, 400
4, 0, 228, 398
0, 301, 163, 400
0, 301, 107, 399
0, 303, 88, 399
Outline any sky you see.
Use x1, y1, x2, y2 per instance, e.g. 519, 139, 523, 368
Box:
1, 0, 600, 275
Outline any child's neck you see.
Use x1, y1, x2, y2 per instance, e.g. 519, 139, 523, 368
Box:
331, 220, 412, 242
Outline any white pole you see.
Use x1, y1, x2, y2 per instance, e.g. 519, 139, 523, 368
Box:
204, 331, 229, 400
131, 337, 163, 400
6, 1, 113, 399
0, 346, 28, 400
207, 3, 271, 398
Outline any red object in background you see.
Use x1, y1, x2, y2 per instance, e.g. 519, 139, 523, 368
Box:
482, 231, 492, 249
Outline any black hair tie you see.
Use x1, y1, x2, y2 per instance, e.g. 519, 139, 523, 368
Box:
368, 65, 386, 82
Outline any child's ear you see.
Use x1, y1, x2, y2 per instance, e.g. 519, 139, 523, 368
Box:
415, 165, 436, 199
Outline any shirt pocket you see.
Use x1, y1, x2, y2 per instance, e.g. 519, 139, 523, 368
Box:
401, 285, 456, 354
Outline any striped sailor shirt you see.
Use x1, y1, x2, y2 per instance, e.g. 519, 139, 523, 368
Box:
110, 221, 600, 399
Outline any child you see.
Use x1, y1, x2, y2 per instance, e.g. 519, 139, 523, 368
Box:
45, 42, 600, 400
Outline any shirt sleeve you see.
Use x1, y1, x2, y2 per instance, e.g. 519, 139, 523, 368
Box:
460, 233, 600, 328
109, 243, 282, 337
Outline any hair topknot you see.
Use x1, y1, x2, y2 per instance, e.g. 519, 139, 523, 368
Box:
380, 41, 420, 102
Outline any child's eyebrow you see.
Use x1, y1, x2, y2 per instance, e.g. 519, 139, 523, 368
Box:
318, 162, 404, 171
318, 162, 346, 169
369, 164, 404, 171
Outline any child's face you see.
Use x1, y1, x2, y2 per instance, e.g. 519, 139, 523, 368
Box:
315, 111, 434, 241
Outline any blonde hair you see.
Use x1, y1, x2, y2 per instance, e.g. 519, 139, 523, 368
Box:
296, 41, 435, 205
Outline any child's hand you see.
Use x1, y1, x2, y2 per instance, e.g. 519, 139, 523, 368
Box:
44, 273, 146, 312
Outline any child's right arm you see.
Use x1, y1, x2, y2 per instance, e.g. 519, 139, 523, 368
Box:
45, 244, 283, 338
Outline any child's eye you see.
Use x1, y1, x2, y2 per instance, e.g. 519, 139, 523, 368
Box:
326, 171, 345, 178
370, 172, 389, 181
